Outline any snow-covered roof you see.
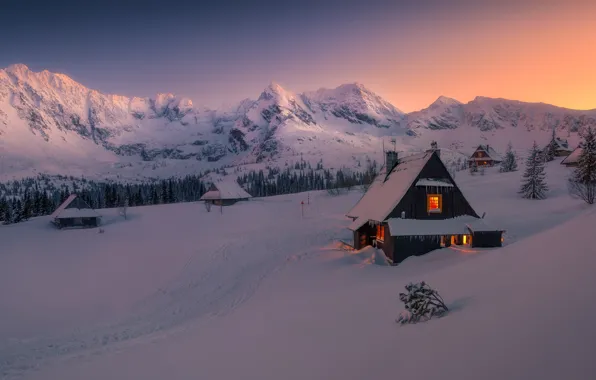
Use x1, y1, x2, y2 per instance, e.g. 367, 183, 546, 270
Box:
346, 151, 434, 223
472, 145, 503, 161
199, 181, 252, 200
415, 178, 454, 188
561, 147, 582, 165
465, 217, 503, 232
553, 138, 571, 151
387, 215, 503, 236
51, 194, 101, 220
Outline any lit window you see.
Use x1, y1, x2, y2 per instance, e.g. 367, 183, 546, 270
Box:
427, 194, 442, 213
376, 224, 385, 241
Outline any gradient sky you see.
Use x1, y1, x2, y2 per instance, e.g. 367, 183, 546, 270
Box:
1, 0, 595, 112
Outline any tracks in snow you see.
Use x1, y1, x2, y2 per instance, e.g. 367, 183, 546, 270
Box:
0, 219, 339, 379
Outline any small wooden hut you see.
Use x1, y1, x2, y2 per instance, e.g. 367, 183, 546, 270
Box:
51, 194, 101, 229
200, 181, 252, 206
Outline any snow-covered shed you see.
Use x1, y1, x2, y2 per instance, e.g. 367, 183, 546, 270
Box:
544, 137, 573, 157
200, 181, 252, 206
468, 144, 503, 167
51, 194, 101, 229
346, 148, 504, 264
561, 146, 582, 167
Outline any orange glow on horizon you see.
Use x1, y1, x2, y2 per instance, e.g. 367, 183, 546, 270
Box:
326, 3, 596, 113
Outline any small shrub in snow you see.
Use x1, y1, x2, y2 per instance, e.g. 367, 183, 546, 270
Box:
396, 281, 449, 325
327, 188, 346, 196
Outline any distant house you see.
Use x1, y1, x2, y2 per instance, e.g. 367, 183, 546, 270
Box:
468, 144, 502, 167
544, 137, 573, 157
346, 147, 504, 264
200, 181, 252, 206
51, 194, 101, 229
561, 146, 582, 167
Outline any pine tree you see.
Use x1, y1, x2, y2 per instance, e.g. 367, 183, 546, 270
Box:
568, 127, 596, 204
499, 142, 518, 172
544, 128, 557, 162
519, 141, 549, 199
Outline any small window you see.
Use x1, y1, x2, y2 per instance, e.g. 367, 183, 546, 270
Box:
427, 194, 442, 213
376, 224, 385, 241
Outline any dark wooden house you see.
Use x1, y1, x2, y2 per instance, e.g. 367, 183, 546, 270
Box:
561, 146, 582, 167
544, 137, 573, 157
468, 144, 502, 167
200, 181, 252, 206
51, 194, 101, 229
346, 148, 504, 264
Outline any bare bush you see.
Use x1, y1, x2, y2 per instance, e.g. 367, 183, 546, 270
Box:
204, 201, 212, 212
568, 178, 596, 205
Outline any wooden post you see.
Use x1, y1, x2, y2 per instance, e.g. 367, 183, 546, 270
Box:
301, 201, 304, 218
307, 193, 310, 205
220, 198, 223, 214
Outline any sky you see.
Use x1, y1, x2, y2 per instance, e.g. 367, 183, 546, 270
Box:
1, 0, 595, 112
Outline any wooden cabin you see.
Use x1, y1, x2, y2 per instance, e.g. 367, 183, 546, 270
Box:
544, 137, 573, 157
468, 144, 502, 167
200, 181, 252, 206
346, 148, 504, 264
561, 146, 582, 167
51, 194, 101, 229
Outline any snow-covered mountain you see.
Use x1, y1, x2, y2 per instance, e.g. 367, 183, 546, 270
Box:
1, 63, 595, 181
0, 65, 408, 180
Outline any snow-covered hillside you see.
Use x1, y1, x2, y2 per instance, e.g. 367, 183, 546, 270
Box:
405, 95, 596, 153
1, 63, 595, 181
1, 158, 594, 380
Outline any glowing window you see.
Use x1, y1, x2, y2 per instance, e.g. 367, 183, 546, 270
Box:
376, 224, 385, 241
427, 194, 442, 213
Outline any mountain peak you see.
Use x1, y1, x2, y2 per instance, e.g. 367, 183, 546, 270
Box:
258, 81, 293, 102
431, 96, 462, 107
5, 63, 32, 78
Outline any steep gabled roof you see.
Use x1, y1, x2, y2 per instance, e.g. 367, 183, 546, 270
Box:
346, 151, 434, 227
561, 146, 582, 165
471, 145, 502, 161
553, 138, 571, 151
200, 181, 252, 200
51, 194, 100, 219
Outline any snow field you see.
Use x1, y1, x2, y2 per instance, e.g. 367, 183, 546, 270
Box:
0, 157, 594, 380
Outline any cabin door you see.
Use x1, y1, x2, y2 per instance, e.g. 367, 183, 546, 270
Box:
359, 233, 367, 248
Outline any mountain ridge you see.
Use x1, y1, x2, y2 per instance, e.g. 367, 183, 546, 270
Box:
1, 64, 596, 181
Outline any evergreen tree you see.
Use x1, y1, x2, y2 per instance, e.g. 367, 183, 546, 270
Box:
3, 201, 12, 224
499, 142, 518, 172
544, 128, 557, 162
519, 141, 549, 199
568, 127, 596, 204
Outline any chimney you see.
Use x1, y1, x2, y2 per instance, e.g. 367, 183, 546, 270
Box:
386, 150, 398, 172
427, 141, 440, 158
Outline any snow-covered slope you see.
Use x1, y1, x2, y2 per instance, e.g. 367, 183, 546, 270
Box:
405, 95, 596, 153
0, 159, 594, 380
0, 66, 409, 180
1, 63, 596, 181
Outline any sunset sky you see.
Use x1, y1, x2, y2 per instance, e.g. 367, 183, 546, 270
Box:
1, 0, 595, 112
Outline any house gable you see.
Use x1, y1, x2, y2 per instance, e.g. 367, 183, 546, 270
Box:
389, 152, 479, 220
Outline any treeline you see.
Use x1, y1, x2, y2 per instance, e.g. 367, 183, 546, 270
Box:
0, 162, 378, 225
237, 161, 378, 198
0, 175, 209, 225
